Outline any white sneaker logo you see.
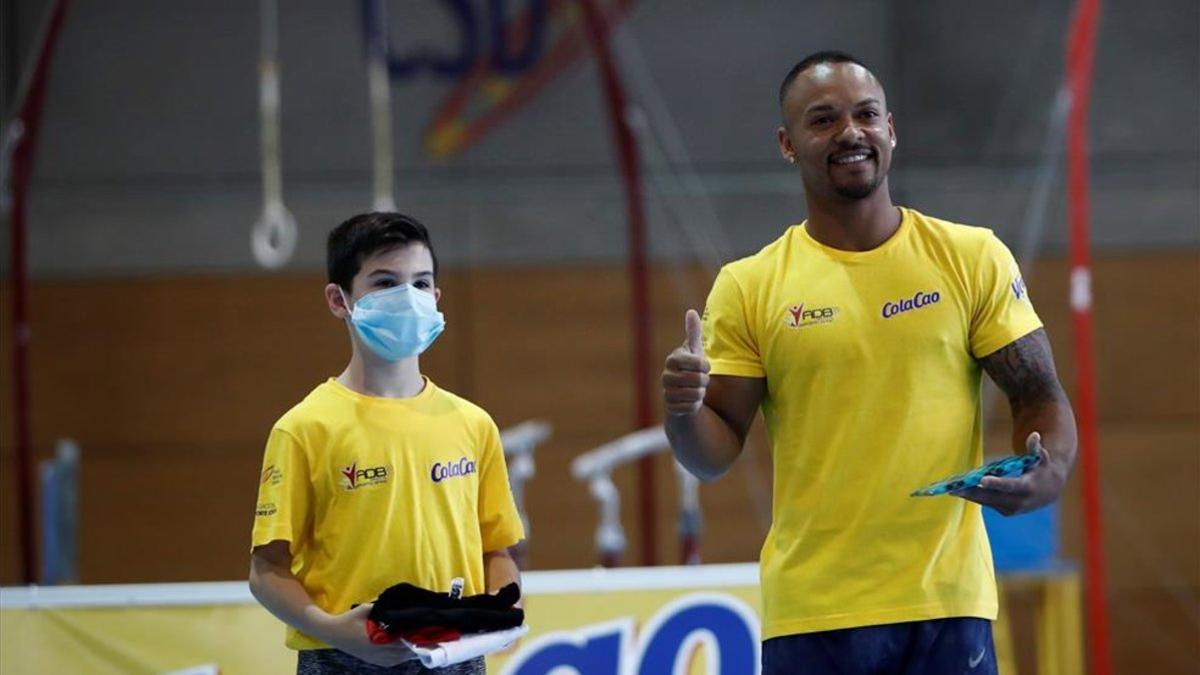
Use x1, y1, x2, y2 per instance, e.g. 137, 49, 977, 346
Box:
968, 648, 986, 669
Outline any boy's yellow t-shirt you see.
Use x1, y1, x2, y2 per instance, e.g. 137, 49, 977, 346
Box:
702, 207, 1042, 639
252, 378, 525, 650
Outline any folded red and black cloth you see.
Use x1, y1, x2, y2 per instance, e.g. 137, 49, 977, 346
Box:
366, 582, 523, 645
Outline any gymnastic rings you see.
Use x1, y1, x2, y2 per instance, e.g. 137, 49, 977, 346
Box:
251, 202, 298, 270
250, 0, 298, 270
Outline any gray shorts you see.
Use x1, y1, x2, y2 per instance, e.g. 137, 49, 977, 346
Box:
296, 649, 485, 675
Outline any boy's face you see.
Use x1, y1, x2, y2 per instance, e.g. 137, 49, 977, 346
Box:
325, 243, 439, 319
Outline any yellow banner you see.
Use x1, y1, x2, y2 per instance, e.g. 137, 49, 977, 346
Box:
0, 565, 1058, 674
0, 566, 763, 675
0, 603, 287, 675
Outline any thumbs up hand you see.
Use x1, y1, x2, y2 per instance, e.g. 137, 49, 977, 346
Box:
662, 310, 711, 416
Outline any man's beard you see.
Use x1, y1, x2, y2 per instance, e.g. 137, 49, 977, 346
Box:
832, 172, 884, 200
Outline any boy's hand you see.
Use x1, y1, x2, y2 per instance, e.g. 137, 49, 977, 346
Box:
317, 604, 416, 666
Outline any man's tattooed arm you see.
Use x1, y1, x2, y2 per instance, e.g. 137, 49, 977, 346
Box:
979, 328, 1070, 413
960, 329, 1078, 515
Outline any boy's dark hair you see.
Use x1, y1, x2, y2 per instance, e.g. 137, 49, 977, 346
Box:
327, 212, 439, 291
779, 50, 872, 105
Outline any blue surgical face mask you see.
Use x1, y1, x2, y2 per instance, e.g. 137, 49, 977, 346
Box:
342, 284, 445, 361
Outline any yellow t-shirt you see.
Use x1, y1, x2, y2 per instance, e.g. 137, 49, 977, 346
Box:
702, 207, 1042, 639
251, 378, 525, 650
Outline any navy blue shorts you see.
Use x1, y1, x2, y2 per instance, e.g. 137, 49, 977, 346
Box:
762, 617, 997, 675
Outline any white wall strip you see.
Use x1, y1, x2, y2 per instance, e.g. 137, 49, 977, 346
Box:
0, 563, 760, 610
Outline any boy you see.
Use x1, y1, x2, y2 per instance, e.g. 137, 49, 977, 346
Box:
249, 212, 525, 674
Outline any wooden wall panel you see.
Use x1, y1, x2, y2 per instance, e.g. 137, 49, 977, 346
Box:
0, 254, 1197, 604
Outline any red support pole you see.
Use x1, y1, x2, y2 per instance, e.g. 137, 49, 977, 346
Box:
1063, 0, 1110, 672
5, 0, 69, 585
576, 0, 657, 567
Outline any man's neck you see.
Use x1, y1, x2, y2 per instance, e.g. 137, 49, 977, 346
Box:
803, 184, 902, 252
337, 349, 426, 399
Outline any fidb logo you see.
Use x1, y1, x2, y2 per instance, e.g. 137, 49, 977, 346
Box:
785, 303, 839, 329
500, 593, 761, 675
340, 462, 389, 490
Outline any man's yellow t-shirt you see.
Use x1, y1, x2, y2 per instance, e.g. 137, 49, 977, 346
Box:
251, 378, 525, 650
702, 207, 1042, 640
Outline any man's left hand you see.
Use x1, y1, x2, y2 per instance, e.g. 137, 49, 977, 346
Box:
953, 432, 1066, 516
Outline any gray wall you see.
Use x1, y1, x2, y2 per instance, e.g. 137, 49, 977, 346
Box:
4, 0, 1198, 277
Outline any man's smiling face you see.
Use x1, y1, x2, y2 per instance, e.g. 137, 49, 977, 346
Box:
778, 61, 896, 201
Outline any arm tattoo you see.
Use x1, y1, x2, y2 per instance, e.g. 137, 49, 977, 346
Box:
978, 329, 1068, 411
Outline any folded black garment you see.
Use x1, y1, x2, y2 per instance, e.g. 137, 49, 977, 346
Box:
368, 582, 523, 634
369, 605, 524, 634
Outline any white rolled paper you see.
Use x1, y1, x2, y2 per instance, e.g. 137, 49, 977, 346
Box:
406, 625, 530, 669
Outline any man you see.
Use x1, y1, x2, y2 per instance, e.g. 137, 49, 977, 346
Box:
249, 212, 524, 674
661, 51, 1076, 674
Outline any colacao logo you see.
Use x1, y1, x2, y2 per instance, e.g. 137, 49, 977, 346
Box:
500, 593, 761, 675
431, 457, 477, 483
881, 290, 941, 318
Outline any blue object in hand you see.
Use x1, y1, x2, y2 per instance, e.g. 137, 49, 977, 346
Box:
910, 452, 1041, 497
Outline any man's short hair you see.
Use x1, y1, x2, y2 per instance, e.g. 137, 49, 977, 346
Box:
779, 50, 872, 105
327, 212, 439, 291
